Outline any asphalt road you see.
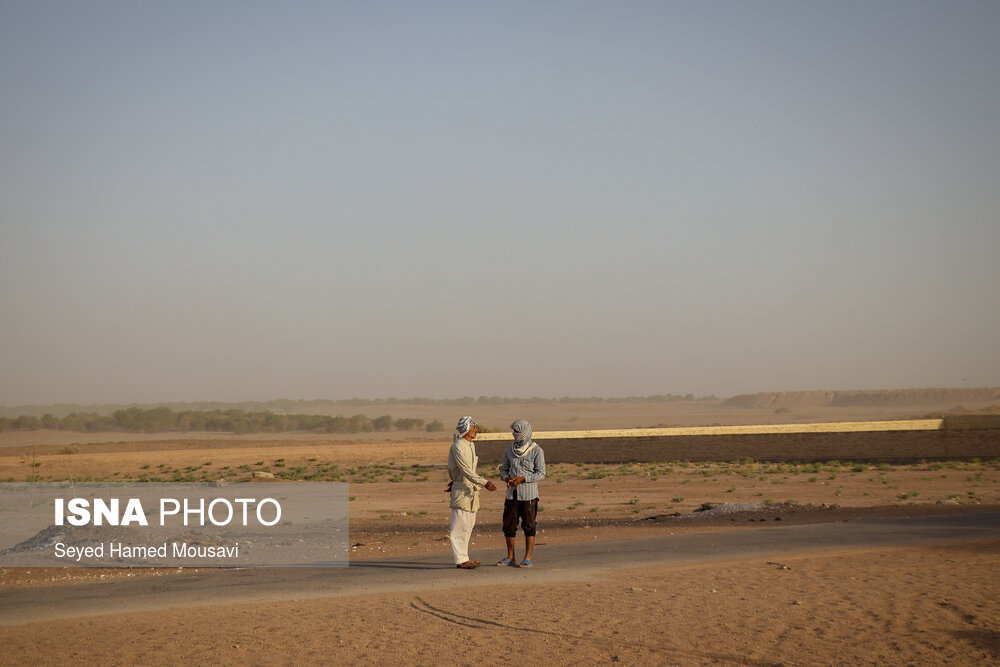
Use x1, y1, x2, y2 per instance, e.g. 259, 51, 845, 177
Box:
2, 511, 998, 626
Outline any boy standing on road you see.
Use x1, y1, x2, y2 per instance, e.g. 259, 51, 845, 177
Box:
498, 419, 546, 568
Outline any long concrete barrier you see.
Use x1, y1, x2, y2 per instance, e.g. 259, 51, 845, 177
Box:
472, 417, 1000, 464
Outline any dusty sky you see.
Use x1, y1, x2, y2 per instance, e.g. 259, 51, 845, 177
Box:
2, 1, 998, 406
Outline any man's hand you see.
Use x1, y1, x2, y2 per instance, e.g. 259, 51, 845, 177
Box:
444, 481, 453, 492
484, 481, 497, 492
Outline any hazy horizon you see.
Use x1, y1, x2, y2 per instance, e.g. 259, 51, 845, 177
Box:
3, 2, 999, 406
4, 384, 1000, 413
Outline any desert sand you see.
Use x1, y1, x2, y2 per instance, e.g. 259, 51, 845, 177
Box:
1, 395, 998, 665
1, 539, 997, 665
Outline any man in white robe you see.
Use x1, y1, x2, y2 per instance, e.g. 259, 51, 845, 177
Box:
447, 416, 497, 569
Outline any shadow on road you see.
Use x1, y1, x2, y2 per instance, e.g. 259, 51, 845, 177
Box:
348, 560, 452, 570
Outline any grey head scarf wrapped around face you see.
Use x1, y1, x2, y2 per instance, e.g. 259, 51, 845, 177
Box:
510, 419, 537, 456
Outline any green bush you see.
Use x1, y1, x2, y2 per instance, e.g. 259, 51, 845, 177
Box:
372, 415, 394, 431
393, 417, 425, 430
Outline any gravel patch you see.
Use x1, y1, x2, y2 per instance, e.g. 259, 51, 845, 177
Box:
678, 502, 766, 519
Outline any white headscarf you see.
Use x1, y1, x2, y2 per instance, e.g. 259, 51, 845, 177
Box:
510, 419, 537, 456
456, 416, 477, 437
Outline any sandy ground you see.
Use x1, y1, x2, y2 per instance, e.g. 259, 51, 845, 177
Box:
0, 538, 996, 665
1, 409, 999, 665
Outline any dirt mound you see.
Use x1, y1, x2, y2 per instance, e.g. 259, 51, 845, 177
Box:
829, 388, 1000, 407
647, 501, 832, 523
721, 391, 834, 409
723, 388, 1000, 410
921, 404, 1000, 426
940, 403, 1000, 415
1, 524, 146, 555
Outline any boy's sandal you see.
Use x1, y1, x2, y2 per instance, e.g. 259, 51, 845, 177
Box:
519, 559, 533, 568
496, 557, 513, 566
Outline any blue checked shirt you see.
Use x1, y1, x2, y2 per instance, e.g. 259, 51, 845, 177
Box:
499, 443, 546, 501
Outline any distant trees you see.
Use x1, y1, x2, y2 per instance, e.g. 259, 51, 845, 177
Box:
59, 413, 113, 432
113, 407, 175, 433
0, 407, 444, 435
13, 416, 42, 430
393, 417, 425, 431
372, 415, 394, 431
300, 394, 720, 407
0, 394, 723, 435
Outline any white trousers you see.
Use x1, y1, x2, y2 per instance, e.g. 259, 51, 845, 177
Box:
449, 508, 477, 564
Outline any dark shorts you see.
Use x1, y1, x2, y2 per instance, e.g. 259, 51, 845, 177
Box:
502, 493, 538, 538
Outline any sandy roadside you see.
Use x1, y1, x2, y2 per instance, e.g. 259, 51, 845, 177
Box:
0, 536, 996, 666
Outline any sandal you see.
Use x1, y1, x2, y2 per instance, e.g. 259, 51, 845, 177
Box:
496, 557, 513, 566
456, 561, 479, 569
519, 559, 533, 568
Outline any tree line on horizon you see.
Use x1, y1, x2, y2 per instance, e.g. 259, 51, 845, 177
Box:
0, 393, 720, 419
0, 407, 444, 435
334, 393, 717, 406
